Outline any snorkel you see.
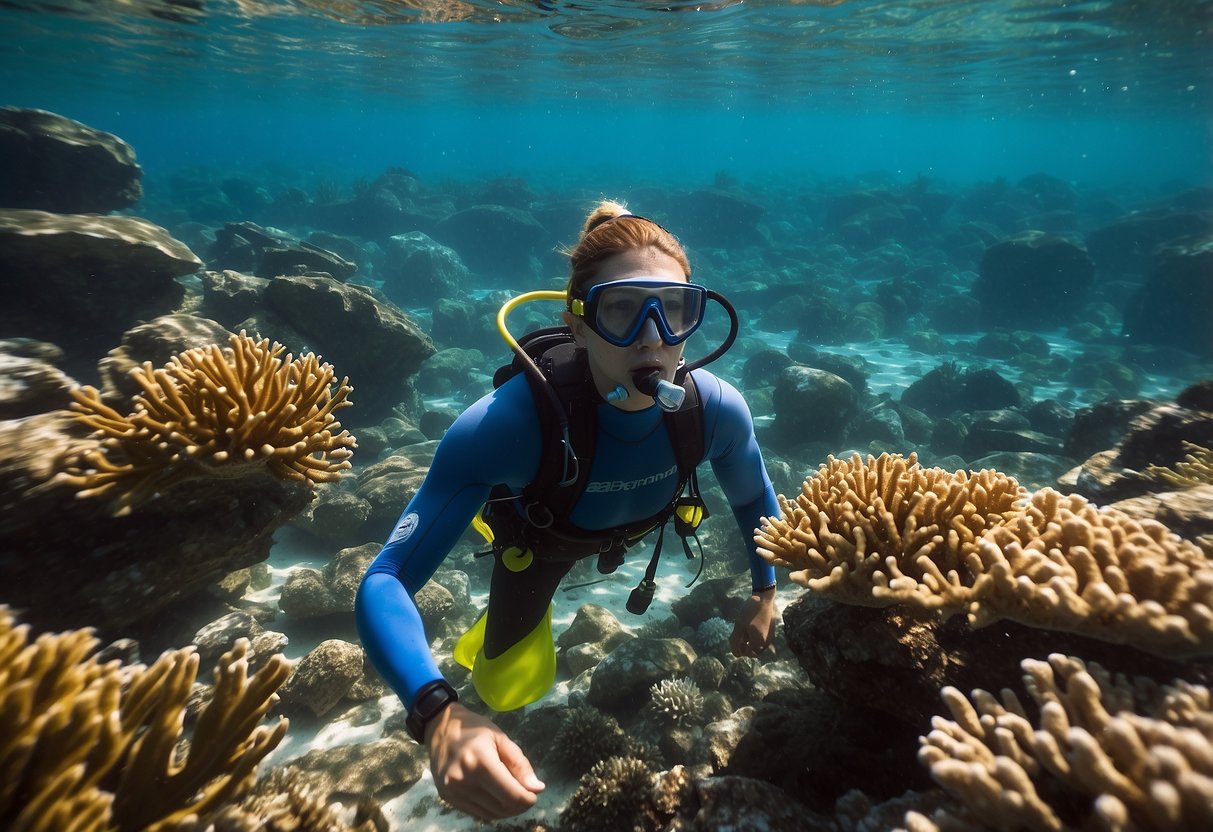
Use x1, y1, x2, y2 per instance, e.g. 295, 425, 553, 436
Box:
496, 286, 739, 414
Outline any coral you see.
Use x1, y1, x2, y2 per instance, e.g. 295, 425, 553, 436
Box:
59, 331, 355, 515
973, 489, 1213, 657
1146, 442, 1213, 489
178, 766, 384, 832
648, 677, 705, 727
695, 616, 733, 653
549, 706, 636, 779
0, 606, 290, 831
757, 453, 1213, 658
912, 654, 1213, 832
559, 756, 661, 832
755, 453, 1026, 609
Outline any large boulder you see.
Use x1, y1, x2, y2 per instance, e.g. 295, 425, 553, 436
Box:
1122, 232, 1213, 357
431, 205, 547, 282
209, 221, 357, 281
0, 339, 74, 420
0, 107, 142, 213
587, 637, 698, 713
0, 210, 201, 369
379, 231, 470, 308
0, 412, 311, 636
770, 365, 860, 448
96, 314, 233, 402
972, 230, 1095, 329
260, 275, 436, 423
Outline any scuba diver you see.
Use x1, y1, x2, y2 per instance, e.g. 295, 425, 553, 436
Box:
355, 201, 779, 821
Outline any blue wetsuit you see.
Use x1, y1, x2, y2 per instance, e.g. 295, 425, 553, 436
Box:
355, 367, 778, 710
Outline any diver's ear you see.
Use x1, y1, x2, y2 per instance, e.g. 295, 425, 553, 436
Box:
563, 311, 586, 345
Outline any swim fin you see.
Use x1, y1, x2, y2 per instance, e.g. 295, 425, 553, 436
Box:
453, 603, 555, 712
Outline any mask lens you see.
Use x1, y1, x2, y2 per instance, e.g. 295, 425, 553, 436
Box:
585, 280, 707, 346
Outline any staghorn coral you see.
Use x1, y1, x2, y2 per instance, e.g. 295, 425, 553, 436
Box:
1145, 442, 1213, 489
60, 331, 355, 515
648, 677, 705, 727
757, 453, 1213, 658
911, 654, 1213, 832
0, 606, 290, 831
755, 453, 1026, 610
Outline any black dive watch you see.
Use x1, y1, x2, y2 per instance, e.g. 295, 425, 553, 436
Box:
406, 679, 459, 744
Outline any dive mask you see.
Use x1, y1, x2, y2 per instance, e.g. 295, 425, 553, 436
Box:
569, 278, 707, 347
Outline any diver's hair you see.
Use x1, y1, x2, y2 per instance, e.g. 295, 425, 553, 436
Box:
565, 200, 691, 307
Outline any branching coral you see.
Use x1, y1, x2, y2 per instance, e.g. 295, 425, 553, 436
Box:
0, 606, 290, 831
755, 453, 1026, 609
974, 489, 1213, 656
1145, 442, 1213, 489
649, 677, 705, 727
59, 331, 356, 515
756, 453, 1213, 658
911, 654, 1213, 832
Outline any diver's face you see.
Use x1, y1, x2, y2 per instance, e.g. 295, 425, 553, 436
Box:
563, 247, 689, 411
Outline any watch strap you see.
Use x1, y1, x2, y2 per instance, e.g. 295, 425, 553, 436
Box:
406, 679, 459, 744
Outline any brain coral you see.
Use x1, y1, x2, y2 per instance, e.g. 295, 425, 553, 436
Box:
60, 331, 355, 515
560, 756, 660, 832
549, 705, 636, 779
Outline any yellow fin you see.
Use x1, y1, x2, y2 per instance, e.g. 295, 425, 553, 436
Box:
455, 604, 555, 712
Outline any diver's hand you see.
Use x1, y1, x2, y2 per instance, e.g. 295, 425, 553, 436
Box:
730, 587, 777, 658
425, 702, 545, 821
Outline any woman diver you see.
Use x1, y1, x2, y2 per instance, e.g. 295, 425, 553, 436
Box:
355, 200, 779, 821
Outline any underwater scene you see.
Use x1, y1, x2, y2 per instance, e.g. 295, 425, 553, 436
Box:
2, 0, 1212, 830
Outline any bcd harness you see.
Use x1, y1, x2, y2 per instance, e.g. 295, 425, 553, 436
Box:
475, 325, 710, 615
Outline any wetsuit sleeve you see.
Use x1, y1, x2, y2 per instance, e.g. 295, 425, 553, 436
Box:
355, 375, 541, 708
697, 371, 779, 593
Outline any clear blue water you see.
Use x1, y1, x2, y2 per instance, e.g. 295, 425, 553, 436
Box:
3, 0, 1210, 186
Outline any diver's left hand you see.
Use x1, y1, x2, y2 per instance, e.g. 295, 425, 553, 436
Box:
730, 587, 778, 658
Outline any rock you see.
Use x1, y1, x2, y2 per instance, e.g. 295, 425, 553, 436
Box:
0, 210, 201, 368
279, 639, 365, 717
587, 637, 698, 713
961, 426, 1064, 459
293, 484, 372, 546
198, 270, 271, 327
1112, 485, 1213, 546
1123, 232, 1213, 357
192, 612, 287, 672
1064, 398, 1157, 460
667, 189, 766, 248
901, 363, 1020, 418
670, 575, 752, 629
210, 221, 357, 281
770, 366, 860, 448
1086, 207, 1212, 281
847, 399, 905, 446
356, 441, 439, 540
780, 592, 1206, 731
414, 579, 455, 632
431, 205, 547, 281
972, 231, 1095, 329
285, 737, 427, 801
97, 314, 233, 402
723, 690, 927, 812
557, 604, 633, 673
967, 451, 1076, 490
380, 231, 470, 308
0, 340, 74, 419
262, 274, 435, 423
0, 412, 312, 635
669, 773, 830, 831
279, 542, 380, 618
0, 107, 142, 213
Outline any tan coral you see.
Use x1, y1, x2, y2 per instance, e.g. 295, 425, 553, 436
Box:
757, 454, 1213, 658
59, 331, 356, 515
0, 606, 290, 831
1145, 442, 1213, 490
913, 654, 1213, 832
972, 489, 1213, 657
754, 453, 1026, 609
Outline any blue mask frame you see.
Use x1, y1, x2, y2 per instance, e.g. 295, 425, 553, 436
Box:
570, 278, 708, 347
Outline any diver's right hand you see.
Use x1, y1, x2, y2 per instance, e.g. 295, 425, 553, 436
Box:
424, 702, 545, 821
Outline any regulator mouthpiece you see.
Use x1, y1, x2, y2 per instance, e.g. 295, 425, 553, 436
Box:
633, 370, 685, 412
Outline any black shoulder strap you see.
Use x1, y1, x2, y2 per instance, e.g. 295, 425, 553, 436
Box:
506, 333, 706, 536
